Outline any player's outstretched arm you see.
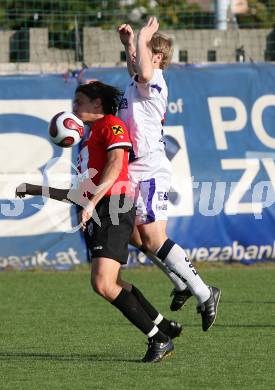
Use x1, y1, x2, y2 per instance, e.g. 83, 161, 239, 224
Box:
117, 23, 136, 77
15, 183, 71, 203
136, 16, 159, 82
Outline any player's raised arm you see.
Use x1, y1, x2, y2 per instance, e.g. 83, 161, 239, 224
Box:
136, 16, 159, 83
117, 23, 136, 77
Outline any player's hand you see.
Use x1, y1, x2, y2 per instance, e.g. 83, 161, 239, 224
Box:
118, 23, 135, 46
138, 16, 159, 43
81, 202, 95, 231
15, 183, 28, 198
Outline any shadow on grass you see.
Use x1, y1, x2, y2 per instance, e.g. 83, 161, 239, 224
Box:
0, 351, 141, 363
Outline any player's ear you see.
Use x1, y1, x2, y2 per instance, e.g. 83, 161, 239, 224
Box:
153, 53, 163, 65
94, 97, 102, 109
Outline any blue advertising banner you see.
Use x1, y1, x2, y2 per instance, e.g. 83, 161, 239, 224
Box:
166, 63, 275, 264
0, 74, 88, 269
0, 64, 275, 268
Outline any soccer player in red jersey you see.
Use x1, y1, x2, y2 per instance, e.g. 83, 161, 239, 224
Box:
16, 81, 182, 363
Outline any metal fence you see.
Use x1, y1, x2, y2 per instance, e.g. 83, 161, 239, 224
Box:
0, 0, 275, 65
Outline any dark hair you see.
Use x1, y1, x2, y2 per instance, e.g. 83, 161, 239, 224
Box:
75, 81, 123, 115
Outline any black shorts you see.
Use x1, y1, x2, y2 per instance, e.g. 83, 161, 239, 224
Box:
86, 194, 135, 264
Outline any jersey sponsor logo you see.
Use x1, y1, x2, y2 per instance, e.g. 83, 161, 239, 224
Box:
157, 191, 168, 201
156, 204, 168, 211
112, 125, 124, 135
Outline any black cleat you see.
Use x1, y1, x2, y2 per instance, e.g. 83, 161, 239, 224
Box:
142, 338, 174, 363
197, 286, 221, 331
170, 288, 192, 311
166, 321, 183, 339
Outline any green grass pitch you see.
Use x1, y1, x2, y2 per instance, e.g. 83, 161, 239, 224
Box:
0, 265, 274, 390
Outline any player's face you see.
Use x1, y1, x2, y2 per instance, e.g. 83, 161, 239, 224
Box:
73, 92, 100, 123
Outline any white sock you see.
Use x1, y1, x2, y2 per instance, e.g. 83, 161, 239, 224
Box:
147, 325, 159, 338
153, 313, 163, 325
142, 248, 188, 292
157, 239, 210, 304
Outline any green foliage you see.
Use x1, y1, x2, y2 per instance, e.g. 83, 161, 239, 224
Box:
237, 0, 275, 28
0, 0, 205, 33
0, 1, 125, 49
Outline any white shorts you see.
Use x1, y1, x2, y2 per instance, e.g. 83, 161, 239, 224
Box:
129, 151, 172, 225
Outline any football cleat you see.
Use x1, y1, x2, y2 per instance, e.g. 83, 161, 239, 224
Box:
170, 288, 192, 311
142, 337, 174, 363
197, 286, 221, 331
166, 321, 183, 339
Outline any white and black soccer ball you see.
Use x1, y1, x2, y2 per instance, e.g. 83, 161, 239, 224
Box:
48, 111, 84, 147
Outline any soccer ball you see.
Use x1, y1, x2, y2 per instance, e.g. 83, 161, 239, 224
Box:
48, 111, 84, 147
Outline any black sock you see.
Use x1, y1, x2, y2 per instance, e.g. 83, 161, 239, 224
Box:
150, 330, 169, 343
131, 285, 171, 335
112, 288, 161, 336
157, 318, 172, 336
131, 285, 159, 320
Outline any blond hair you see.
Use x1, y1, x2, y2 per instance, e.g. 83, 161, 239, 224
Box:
149, 33, 173, 69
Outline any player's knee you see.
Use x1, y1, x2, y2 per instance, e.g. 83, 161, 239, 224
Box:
130, 235, 142, 248
91, 276, 114, 300
140, 227, 168, 253
141, 236, 161, 253
91, 279, 106, 297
